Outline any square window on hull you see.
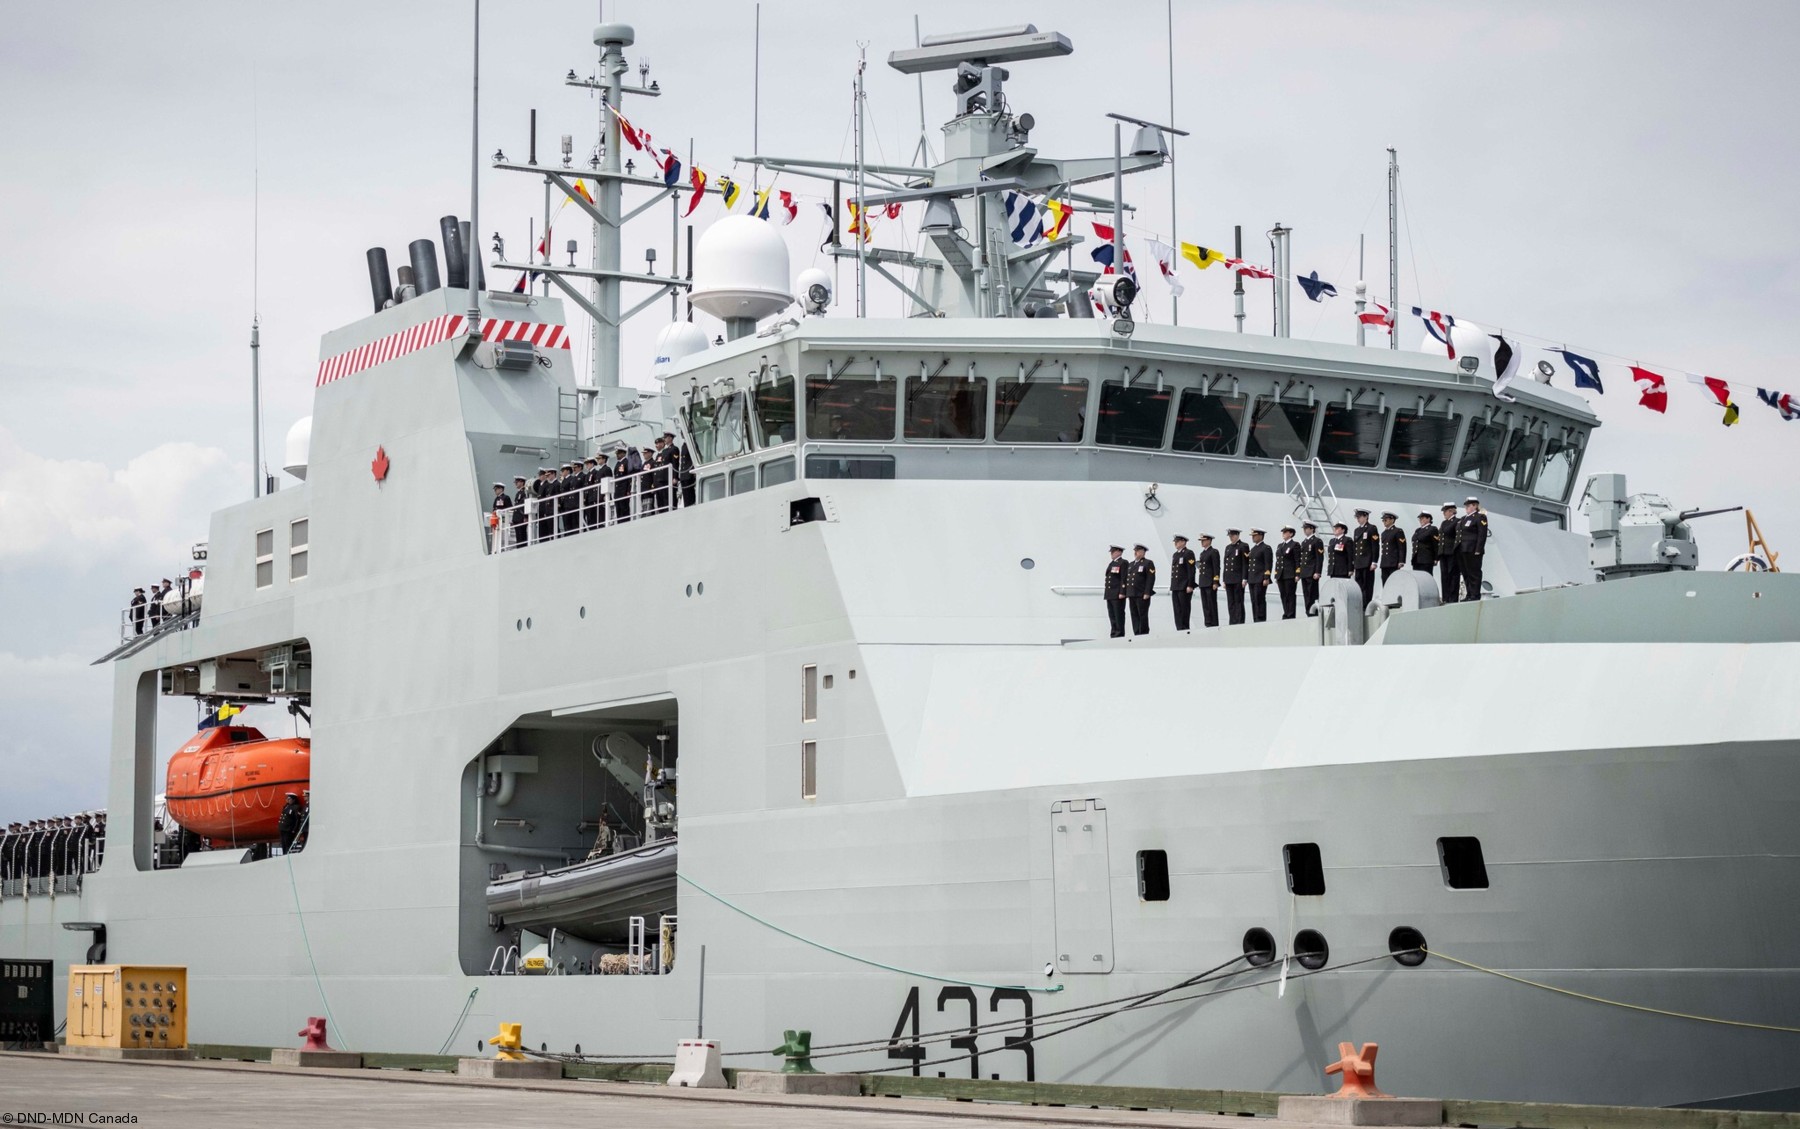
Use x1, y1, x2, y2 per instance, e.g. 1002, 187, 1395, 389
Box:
1438, 836, 1490, 889
1136, 849, 1170, 902
1284, 842, 1325, 895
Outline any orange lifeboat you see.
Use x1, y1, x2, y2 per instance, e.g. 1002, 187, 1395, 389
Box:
163, 725, 310, 846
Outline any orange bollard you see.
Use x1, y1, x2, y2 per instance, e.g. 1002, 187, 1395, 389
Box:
297, 1017, 335, 1052
1324, 1041, 1390, 1098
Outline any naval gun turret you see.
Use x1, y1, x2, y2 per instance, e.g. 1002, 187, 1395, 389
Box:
1581, 472, 1742, 580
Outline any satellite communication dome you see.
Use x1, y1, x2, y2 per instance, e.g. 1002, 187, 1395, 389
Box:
649, 321, 711, 383
1416, 318, 1493, 374
283, 416, 312, 481
689, 215, 792, 324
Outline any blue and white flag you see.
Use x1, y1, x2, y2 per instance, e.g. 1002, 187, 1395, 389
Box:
1089, 223, 1138, 283
1412, 307, 1456, 358
1297, 271, 1337, 302
1758, 387, 1800, 420
1003, 191, 1046, 246
1558, 349, 1604, 394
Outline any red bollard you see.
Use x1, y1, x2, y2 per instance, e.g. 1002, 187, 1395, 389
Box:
298, 1017, 335, 1052
1325, 1041, 1390, 1099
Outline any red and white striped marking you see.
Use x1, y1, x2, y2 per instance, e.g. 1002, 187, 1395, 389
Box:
315, 314, 570, 387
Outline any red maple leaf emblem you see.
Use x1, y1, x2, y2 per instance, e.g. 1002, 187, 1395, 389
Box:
371, 446, 390, 482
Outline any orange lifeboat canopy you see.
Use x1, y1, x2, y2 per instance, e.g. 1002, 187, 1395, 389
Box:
163, 725, 310, 847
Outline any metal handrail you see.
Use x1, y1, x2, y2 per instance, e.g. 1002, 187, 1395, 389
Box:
0, 820, 105, 899
481, 461, 694, 553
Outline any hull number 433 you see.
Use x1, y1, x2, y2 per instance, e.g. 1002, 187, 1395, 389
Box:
887, 985, 1035, 1081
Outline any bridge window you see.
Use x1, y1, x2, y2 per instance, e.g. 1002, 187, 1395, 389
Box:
995, 377, 1087, 442
1533, 434, 1583, 502
687, 392, 750, 464
905, 375, 988, 441
1388, 411, 1458, 474
761, 457, 796, 487
1457, 418, 1505, 482
729, 465, 756, 496
1497, 429, 1541, 492
254, 528, 274, 589
1317, 404, 1387, 468
804, 453, 894, 479
752, 377, 796, 448
1171, 390, 1244, 455
1246, 399, 1316, 461
289, 519, 309, 582
805, 374, 896, 441
1096, 381, 1171, 448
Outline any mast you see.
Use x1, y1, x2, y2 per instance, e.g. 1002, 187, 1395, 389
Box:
250, 66, 263, 499
1166, 0, 1179, 326
1232, 224, 1244, 333
853, 45, 867, 318
1387, 146, 1398, 350
250, 321, 261, 497
1355, 233, 1367, 347
593, 26, 630, 386
466, 0, 483, 344
1111, 124, 1125, 290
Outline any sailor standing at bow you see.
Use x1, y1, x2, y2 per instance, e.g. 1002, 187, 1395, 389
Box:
1103, 546, 1128, 638
510, 476, 529, 548
1437, 503, 1461, 603
1126, 544, 1157, 636
1350, 509, 1379, 607
1411, 511, 1440, 576
1457, 496, 1490, 601
489, 483, 510, 552
1220, 529, 1249, 626
1247, 529, 1273, 623
1168, 535, 1197, 631
1196, 534, 1221, 629
1298, 522, 1324, 616
1273, 526, 1300, 620
1378, 511, 1407, 585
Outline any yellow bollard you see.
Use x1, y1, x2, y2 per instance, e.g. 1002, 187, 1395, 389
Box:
488, 1021, 525, 1061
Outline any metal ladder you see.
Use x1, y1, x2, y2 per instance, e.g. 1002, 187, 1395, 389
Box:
1282, 456, 1340, 526
556, 390, 581, 464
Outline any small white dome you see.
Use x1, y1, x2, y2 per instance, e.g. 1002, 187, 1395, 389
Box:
690, 215, 792, 324
649, 321, 711, 383
283, 416, 312, 481
1416, 317, 1492, 374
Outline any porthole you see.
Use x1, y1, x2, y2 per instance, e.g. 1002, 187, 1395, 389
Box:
685, 584, 693, 597
1293, 929, 1328, 970
525, 617, 532, 630
579, 606, 587, 619
1242, 927, 1276, 967
1388, 926, 1427, 967
515, 619, 522, 632
1020, 557, 1036, 570
697, 581, 705, 595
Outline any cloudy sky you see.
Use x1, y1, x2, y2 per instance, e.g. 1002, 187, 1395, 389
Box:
2, 1, 1796, 822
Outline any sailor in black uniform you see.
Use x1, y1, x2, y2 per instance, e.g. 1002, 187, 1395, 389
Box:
1326, 521, 1353, 581
532, 468, 556, 543
1437, 503, 1461, 604
657, 432, 681, 513
1103, 545, 1128, 638
1247, 529, 1273, 623
1457, 496, 1490, 601
556, 464, 581, 536
1220, 529, 1249, 626
490, 483, 511, 550
510, 476, 529, 548
612, 447, 635, 524
1378, 511, 1407, 585
278, 792, 305, 853
1196, 534, 1221, 628
1298, 521, 1325, 616
1273, 526, 1301, 620
1411, 511, 1439, 574
1350, 508, 1379, 607
129, 587, 147, 635
1168, 535, 1197, 631
1126, 544, 1157, 636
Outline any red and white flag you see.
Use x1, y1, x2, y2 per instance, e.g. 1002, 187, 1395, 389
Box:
1630, 365, 1670, 414
1226, 258, 1274, 280
1358, 301, 1395, 334
778, 190, 798, 225
1146, 238, 1183, 298
1685, 372, 1739, 425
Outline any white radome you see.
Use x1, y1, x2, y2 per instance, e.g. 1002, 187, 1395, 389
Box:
283, 416, 312, 481
649, 322, 711, 383
1416, 317, 1494, 375
689, 215, 792, 324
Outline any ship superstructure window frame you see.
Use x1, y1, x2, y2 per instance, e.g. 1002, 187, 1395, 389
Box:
904, 373, 989, 441
1316, 403, 1389, 469
1387, 410, 1461, 475
1095, 380, 1172, 449
687, 391, 751, 465
288, 519, 309, 583
805, 373, 897, 442
1457, 417, 1506, 483
801, 740, 817, 800
1245, 398, 1318, 462
1533, 431, 1585, 502
1496, 426, 1543, 494
994, 376, 1089, 443
802, 664, 818, 723
254, 528, 274, 589
1170, 388, 1246, 455
751, 375, 797, 448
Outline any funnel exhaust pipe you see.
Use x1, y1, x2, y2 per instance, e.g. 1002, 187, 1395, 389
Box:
365, 248, 394, 312
395, 264, 418, 303
439, 216, 468, 289
408, 239, 442, 295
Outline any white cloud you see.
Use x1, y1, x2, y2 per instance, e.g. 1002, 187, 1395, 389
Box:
0, 425, 241, 568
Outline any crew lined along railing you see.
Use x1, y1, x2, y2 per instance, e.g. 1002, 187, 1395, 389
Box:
482, 463, 693, 553
0, 819, 105, 898
118, 588, 199, 646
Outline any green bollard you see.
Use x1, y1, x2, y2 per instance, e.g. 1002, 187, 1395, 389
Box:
777, 1028, 818, 1074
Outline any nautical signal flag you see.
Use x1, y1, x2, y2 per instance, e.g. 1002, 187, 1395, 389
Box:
1629, 365, 1670, 413
611, 106, 646, 151
1227, 259, 1274, 280
751, 186, 772, 221
1757, 387, 1800, 420
1296, 271, 1338, 302
1004, 191, 1045, 246
777, 189, 798, 224
661, 150, 682, 188
845, 201, 872, 243
1412, 307, 1456, 359
568, 179, 595, 205
685, 167, 708, 217
512, 231, 551, 293
216, 703, 242, 721
1489, 334, 1520, 402
1089, 223, 1138, 283
883, 201, 903, 220
1558, 349, 1604, 394
1359, 301, 1395, 334
1146, 238, 1183, 298
1686, 373, 1739, 425
717, 176, 742, 211
1180, 242, 1226, 270
1045, 199, 1073, 240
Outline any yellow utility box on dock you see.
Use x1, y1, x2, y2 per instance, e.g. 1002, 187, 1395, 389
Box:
66, 965, 187, 1049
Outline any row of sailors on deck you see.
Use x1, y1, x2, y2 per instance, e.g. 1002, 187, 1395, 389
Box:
0, 813, 105, 884
487, 433, 696, 549
1104, 498, 1492, 636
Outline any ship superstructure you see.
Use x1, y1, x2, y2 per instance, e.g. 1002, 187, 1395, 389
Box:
3, 20, 1797, 1112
